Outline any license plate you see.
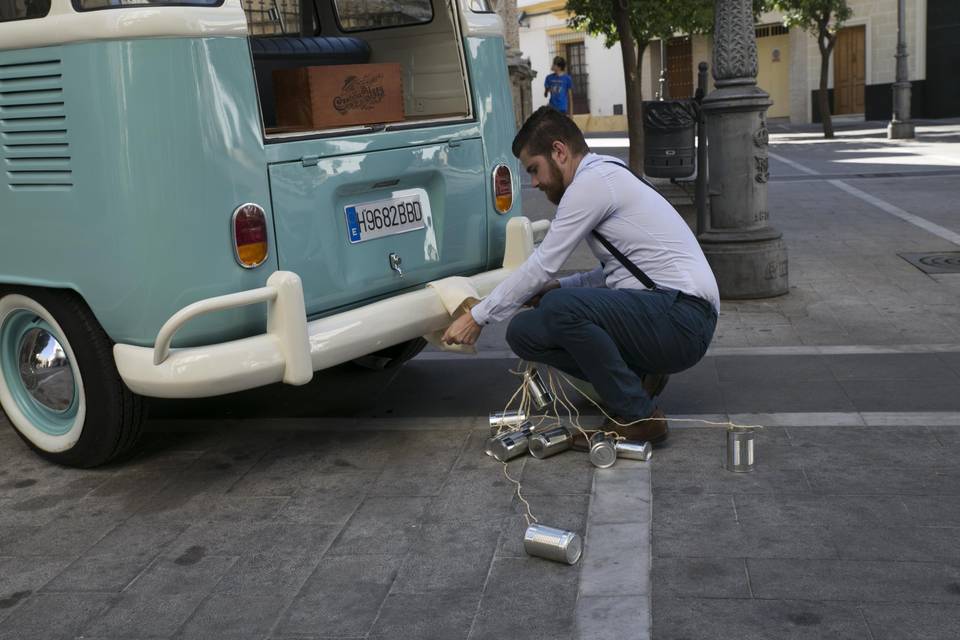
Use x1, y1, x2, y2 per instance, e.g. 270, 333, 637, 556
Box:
345, 188, 429, 244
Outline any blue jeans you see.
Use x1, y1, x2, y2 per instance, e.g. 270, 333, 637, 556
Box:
505, 287, 717, 419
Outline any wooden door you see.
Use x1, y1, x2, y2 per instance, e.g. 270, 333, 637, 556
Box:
564, 41, 590, 114
834, 25, 865, 114
666, 36, 693, 98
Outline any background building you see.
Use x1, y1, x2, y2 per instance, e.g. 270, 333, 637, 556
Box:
517, 0, 959, 129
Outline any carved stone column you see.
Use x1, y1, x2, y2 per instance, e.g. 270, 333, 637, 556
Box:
698, 0, 788, 298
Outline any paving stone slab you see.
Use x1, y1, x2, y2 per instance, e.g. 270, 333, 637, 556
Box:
652, 558, 751, 599
424, 465, 525, 524
840, 379, 960, 412
732, 494, 913, 527
519, 450, 595, 496
178, 593, 288, 640
168, 522, 339, 559
574, 595, 649, 640
588, 468, 651, 526
212, 549, 327, 597
654, 518, 836, 560
653, 493, 737, 528
720, 380, 857, 413
0, 593, 116, 640
0, 556, 71, 623
368, 589, 479, 640
579, 523, 649, 597
391, 520, 501, 594
652, 464, 810, 495
861, 603, 960, 640
747, 558, 960, 603
824, 353, 960, 380
652, 597, 871, 640
326, 497, 430, 556
82, 593, 207, 639
829, 525, 960, 562
468, 557, 578, 640
276, 555, 402, 638
41, 556, 154, 593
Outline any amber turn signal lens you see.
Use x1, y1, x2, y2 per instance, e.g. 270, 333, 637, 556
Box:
493, 164, 513, 214
232, 203, 269, 269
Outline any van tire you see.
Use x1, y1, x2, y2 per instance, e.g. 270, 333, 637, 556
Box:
0, 287, 146, 468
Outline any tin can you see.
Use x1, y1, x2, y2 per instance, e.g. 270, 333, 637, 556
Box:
523, 523, 582, 565
528, 426, 573, 459
525, 367, 554, 410
485, 431, 531, 462
725, 427, 755, 473
489, 410, 528, 436
616, 440, 653, 462
588, 433, 617, 469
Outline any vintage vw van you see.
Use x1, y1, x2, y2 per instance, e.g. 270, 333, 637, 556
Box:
0, 0, 543, 466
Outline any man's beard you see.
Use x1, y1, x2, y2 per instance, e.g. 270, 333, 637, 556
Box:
542, 158, 565, 205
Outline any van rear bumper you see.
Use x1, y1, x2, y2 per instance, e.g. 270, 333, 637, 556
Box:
113, 217, 548, 399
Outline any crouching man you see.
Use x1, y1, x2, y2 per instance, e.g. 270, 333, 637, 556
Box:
442, 107, 719, 444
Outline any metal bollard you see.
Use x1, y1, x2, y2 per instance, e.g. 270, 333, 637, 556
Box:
523, 523, 582, 564
725, 427, 756, 472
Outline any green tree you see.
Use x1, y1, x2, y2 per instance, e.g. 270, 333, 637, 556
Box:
565, 0, 764, 171
770, 0, 852, 138
565, 0, 713, 171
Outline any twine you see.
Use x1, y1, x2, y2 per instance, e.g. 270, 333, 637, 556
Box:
491, 362, 766, 527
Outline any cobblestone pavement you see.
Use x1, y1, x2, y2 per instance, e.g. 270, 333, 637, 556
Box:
2, 119, 960, 639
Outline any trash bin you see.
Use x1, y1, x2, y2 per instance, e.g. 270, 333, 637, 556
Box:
642, 100, 698, 179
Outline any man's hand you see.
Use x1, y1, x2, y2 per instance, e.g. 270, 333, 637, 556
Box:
524, 279, 561, 308
442, 310, 483, 346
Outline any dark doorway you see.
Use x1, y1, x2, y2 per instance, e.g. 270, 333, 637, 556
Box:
666, 36, 693, 99
926, 0, 960, 117
564, 41, 590, 114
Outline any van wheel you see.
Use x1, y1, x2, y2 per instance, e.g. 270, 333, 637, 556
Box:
0, 287, 146, 468
351, 337, 428, 370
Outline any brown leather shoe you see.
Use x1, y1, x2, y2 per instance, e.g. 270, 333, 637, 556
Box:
641, 374, 670, 399
604, 409, 669, 445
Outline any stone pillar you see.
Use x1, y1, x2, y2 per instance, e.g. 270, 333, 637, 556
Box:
888, 0, 915, 139
698, 0, 788, 299
496, 0, 536, 130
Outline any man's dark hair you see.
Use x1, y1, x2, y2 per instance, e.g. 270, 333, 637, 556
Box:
552, 56, 566, 71
512, 106, 589, 159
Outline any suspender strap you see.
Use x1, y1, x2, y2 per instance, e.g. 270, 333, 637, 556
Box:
592, 160, 658, 291
591, 230, 658, 290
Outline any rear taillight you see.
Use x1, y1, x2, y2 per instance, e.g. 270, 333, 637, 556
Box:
492, 164, 513, 214
232, 203, 269, 268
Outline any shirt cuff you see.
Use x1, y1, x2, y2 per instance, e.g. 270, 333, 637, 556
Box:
470, 300, 491, 326
558, 273, 582, 288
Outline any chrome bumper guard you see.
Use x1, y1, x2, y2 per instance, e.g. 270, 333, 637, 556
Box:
113, 217, 549, 398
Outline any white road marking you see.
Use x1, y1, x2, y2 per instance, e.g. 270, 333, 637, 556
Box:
829, 179, 960, 247
419, 343, 960, 360
768, 151, 819, 175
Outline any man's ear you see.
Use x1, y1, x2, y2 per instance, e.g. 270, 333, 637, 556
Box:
551, 140, 568, 166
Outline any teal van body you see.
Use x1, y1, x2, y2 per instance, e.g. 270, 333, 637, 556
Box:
0, 35, 518, 348
0, 0, 534, 467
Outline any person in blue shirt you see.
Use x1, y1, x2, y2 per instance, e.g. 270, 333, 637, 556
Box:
544, 56, 574, 114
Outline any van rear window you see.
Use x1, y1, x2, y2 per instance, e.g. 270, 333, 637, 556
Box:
333, 0, 432, 32
73, 0, 221, 10
0, 0, 51, 21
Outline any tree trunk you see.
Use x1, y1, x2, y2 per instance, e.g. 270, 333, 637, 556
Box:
818, 37, 835, 139
612, 0, 644, 171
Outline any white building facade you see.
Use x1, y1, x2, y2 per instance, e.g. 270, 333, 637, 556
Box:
517, 0, 957, 129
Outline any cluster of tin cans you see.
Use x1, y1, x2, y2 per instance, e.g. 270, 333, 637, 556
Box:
485, 368, 655, 565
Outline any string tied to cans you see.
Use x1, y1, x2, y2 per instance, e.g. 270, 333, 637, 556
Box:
487, 363, 765, 565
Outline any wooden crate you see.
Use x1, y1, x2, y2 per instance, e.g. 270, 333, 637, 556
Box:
273, 63, 404, 130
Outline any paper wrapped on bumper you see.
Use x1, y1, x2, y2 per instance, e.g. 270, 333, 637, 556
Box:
424, 276, 481, 354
